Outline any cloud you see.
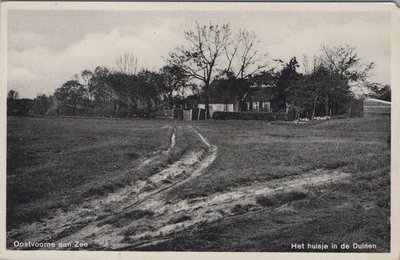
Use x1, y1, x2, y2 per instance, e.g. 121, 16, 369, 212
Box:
8, 31, 48, 51
8, 30, 169, 98
7, 12, 390, 98
264, 18, 390, 83
8, 65, 43, 97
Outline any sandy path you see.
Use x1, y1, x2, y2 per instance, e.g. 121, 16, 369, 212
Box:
8, 124, 350, 250
116, 169, 350, 249
8, 125, 217, 249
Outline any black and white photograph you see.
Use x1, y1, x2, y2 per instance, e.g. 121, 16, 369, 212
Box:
1, 2, 399, 258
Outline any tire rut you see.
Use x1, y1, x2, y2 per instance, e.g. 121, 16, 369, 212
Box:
7, 125, 217, 250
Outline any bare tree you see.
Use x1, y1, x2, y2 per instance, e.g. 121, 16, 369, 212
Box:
225, 29, 269, 80
301, 54, 310, 74
319, 44, 374, 82
223, 29, 269, 110
81, 69, 94, 103
318, 44, 374, 115
115, 52, 138, 75
168, 21, 232, 118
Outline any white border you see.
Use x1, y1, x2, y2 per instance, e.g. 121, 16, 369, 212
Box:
0, 2, 399, 260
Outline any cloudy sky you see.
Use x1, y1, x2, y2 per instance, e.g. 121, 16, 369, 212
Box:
8, 8, 391, 98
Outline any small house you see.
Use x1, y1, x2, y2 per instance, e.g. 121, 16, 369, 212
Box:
196, 80, 277, 118
363, 98, 391, 117
242, 86, 275, 112
197, 79, 241, 118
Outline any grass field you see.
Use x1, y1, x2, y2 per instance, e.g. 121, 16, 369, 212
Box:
7, 117, 177, 227
155, 118, 390, 251
6, 116, 390, 252
167, 118, 390, 199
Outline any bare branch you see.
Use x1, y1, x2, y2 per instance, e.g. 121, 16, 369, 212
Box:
115, 52, 138, 75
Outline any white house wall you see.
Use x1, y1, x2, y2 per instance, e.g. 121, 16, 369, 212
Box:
246, 101, 271, 112
198, 103, 234, 118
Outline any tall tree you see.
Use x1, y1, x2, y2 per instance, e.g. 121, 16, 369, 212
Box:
87, 66, 115, 108
285, 75, 311, 120
368, 83, 391, 101
224, 29, 269, 80
136, 69, 164, 116
306, 66, 332, 119
223, 29, 269, 109
275, 57, 300, 110
168, 22, 232, 118
54, 80, 86, 115
32, 94, 50, 115
81, 69, 94, 104
106, 69, 163, 117
105, 72, 136, 115
319, 44, 374, 81
318, 44, 373, 115
159, 65, 189, 108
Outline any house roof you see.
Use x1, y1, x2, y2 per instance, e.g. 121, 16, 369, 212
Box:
196, 79, 275, 104
201, 79, 243, 104
364, 98, 391, 105
243, 86, 275, 102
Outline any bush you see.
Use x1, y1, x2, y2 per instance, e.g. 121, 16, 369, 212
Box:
32, 95, 51, 115
285, 106, 298, 121
114, 109, 130, 118
174, 109, 184, 119
213, 111, 279, 121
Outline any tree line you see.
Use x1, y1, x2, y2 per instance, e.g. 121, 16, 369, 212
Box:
53, 63, 189, 117
8, 22, 391, 119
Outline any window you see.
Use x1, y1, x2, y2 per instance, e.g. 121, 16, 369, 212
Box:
262, 102, 271, 112
253, 102, 259, 111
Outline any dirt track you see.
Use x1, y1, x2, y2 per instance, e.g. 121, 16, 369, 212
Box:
8, 124, 350, 250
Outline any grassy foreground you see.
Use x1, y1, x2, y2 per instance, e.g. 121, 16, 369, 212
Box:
7, 117, 175, 228
158, 117, 391, 252
7, 116, 390, 252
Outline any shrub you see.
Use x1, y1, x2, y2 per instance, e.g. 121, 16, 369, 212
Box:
213, 111, 278, 121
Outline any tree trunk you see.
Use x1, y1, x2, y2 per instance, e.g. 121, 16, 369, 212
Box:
169, 90, 174, 109
312, 96, 318, 120
324, 94, 329, 116
127, 96, 133, 117
204, 84, 211, 119
205, 96, 210, 119
311, 93, 318, 120
73, 101, 77, 116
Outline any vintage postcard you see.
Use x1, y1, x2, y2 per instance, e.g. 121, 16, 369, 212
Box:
0, 2, 399, 260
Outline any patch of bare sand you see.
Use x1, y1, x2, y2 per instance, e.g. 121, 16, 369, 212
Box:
118, 169, 350, 249
7, 125, 217, 250
8, 125, 350, 251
